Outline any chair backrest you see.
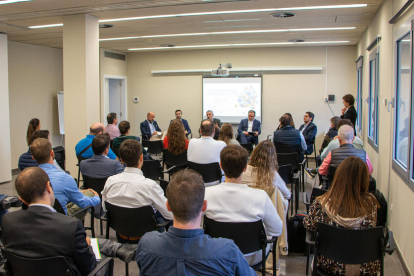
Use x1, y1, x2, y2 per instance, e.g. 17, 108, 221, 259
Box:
53, 146, 66, 171
82, 175, 108, 197
53, 199, 66, 215
326, 166, 338, 189
112, 146, 120, 158
309, 188, 327, 203
315, 223, 384, 265
142, 140, 163, 155
187, 162, 222, 183
163, 149, 188, 167
274, 143, 300, 154
105, 202, 157, 237
278, 164, 293, 185
240, 143, 253, 155
1, 248, 75, 276
276, 152, 299, 171
203, 216, 265, 254
159, 179, 169, 197
141, 160, 162, 180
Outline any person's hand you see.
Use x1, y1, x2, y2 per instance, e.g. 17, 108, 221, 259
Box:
341, 107, 346, 115
244, 131, 249, 136
86, 236, 91, 246
333, 135, 339, 140
85, 189, 99, 197
185, 130, 188, 135
254, 132, 259, 136
214, 123, 219, 130
152, 131, 158, 135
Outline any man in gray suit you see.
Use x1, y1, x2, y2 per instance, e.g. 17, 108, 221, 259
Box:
201, 110, 221, 140
80, 134, 124, 179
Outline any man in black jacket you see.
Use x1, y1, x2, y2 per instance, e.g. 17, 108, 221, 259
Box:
299, 112, 317, 155
341, 94, 358, 135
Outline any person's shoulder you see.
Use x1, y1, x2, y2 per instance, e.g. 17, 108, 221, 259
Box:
205, 236, 242, 257
138, 231, 165, 251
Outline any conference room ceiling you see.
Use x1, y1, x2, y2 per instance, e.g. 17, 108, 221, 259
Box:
0, 0, 383, 52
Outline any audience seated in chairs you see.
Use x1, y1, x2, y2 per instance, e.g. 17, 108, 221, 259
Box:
219, 123, 240, 146
1, 167, 136, 276
163, 119, 189, 153
75, 122, 117, 160
26, 118, 41, 147
204, 145, 282, 266
112, 121, 150, 160
102, 139, 173, 243
136, 169, 256, 276
273, 114, 307, 156
140, 112, 162, 140
303, 157, 380, 275
105, 112, 120, 141
318, 116, 340, 156
299, 111, 317, 156
31, 138, 100, 220
80, 134, 124, 179
236, 110, 261, 145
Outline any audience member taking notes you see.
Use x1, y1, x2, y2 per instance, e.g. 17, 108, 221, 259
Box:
136, 169, 256, 276
236, 110, 261, 145
171, 109, 191, 135
140, 112, 162, 140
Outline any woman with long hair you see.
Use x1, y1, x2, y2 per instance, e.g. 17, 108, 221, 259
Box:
163, 119, 189, 155
218, 123, 240, 146
26, 118, 40, 146
241, 140, 290, 200
277, 113, 295, 130
303, 157, 380, 275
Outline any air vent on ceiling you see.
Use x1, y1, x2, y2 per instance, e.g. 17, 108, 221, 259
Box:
288, 39, 305, 43
99, 24, 114, 29
104, 51, 126, 61
271, 12, 296, 18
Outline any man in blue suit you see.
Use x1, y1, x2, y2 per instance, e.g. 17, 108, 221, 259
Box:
140, 112, 162, 140
236, 110, 261, 145
170, 110, 191, 135
299, 112, 317, 155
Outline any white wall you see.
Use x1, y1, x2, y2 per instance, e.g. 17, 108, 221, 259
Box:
8, 41, 63, 169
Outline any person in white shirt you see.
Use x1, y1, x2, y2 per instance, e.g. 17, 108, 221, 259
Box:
205, 145, 283, 266
102, 139, 173, 242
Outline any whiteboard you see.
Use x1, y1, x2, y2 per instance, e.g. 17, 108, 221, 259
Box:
57, 91, 64, 134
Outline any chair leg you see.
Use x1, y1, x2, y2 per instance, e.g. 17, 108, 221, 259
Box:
125, 262, 129, 276
273, 242, 277, 276
77, 166, 81, 188
100, 220, 103, 236
262, 246, 266, 276
90, 213, 95, 238
306, 244, 310, 275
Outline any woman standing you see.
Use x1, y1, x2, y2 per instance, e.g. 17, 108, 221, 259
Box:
26, 118, 40, 146
341, 94, 358, 135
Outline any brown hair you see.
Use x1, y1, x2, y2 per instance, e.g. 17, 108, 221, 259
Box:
119, 139, 142, 167
330, 116, 341, 129
248, 140, 278, 195
31, 130, 49, 145
167, 119, 187, 155
167, 169, 205, 223
30, 138, 52, 164
27, 118, 40, 146
92, 134, 110, 155
342, 94, 355, 106
220, 145, 248, 178
337, 119, 354, 130
200, 119, 214, 136
118, 121, 130, 135
319, 157, 379, 218
280, 114, 292, 127
218, 123, 234, 145
15, 167, 51, 204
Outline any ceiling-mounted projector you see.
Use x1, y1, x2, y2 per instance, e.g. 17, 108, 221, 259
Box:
211, 63, 232, 77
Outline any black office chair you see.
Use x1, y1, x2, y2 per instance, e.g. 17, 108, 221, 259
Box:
275, 143, 306, 191
112, 146, 120, 158
305, 141, 317, 168
104, 202, 170, 275
162, 149, 187, 179
187, 162, 222, 184
240, 143, 254, 156
321, 166, 337, 190
141, 160, 162, 181
278, 164, 298, 215
1, 248, 113, 276
203, 216, 278, 276
53, 146, 66, 171
277, 152, 302, 195
159, 179, 170, 197
83, 175, 109, 235
142, 140, 163, 155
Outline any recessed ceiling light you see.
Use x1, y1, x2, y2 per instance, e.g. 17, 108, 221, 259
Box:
128, 41, 350, 51
99, 24, 115, 29
288, 39, 305, 42
100, 27, 356, 41
271, 12, 296, 18
0, 0, 31, 4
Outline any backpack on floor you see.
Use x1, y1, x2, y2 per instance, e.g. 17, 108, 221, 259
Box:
287, 212, 307, 254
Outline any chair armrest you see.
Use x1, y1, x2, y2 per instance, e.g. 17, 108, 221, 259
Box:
156, 220, 171, 228
88, 257, 114, 276
265, 236, 278, 243
70, 205, 92, 218
162, 166, 178, 174
293, 172, 300, 179
298, 159, 306, 167
305, 230, 315, 245
385, 229, 395, 255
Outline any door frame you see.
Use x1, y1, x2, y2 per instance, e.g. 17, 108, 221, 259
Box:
101, 74, 127, 124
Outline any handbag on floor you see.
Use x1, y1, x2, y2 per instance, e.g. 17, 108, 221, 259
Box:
287, 212, 307, 254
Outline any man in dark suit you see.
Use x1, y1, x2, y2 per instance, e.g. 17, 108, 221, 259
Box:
236, 110, 261, 145
202, 110, 221, 140
171, 109, 191, 135
1, 167, 136, 276
140, 112, 162, 140
340, 94, 358, 135
299, 112, 317, 155
80, 134, 124, 179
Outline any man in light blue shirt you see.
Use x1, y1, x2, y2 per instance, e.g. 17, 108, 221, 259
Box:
31, 138, 101, 219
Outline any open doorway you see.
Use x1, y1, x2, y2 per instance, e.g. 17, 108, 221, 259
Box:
102, 75, 127, 123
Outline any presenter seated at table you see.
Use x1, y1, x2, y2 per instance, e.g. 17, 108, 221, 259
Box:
170, 110, 191, 136
200, 110, 221, 140
140, 112, 162, 140
236, 110, 261, 145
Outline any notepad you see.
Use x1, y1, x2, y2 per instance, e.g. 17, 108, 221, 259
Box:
90, 238, 102, 260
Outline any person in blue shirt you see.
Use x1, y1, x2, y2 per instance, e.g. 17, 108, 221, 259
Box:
75, 122, 117, 160
31, 138, 101, 219
136, 169, 256, 276
170, 109, 191, 136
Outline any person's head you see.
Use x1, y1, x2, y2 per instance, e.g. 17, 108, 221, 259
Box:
90, 122, 104, 136
147, 112, 155, 123
167, 119, 187, 155
319, 157, 379, 218
107, 113, 118, 125
92, 134, 110, 156
166, 169, 206, 225
118, 121, 130, 135
282, 113, 295, 128
337, 125, 354, 144
27, 118, 40, 146
248, 110, 256, 121
280, 114, 292, 127
337, 119, 354, 130
200, 119, 214, 137
175, 110, 182, 120
248, 140, 278, 194
30, 138, 53, 165
30, 130, 50, 146
342, 94, 355, 108
119, 139, 143, 168
218, 123, 234, 145
220, 145, 248, 179
206, 110, 214, 120
303, 112, 314, 124
15, 167, 54, 207
330, 116, 341, 129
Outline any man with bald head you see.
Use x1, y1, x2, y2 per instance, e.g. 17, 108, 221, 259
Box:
75, 122, 117, 160
140, 112, 162, 140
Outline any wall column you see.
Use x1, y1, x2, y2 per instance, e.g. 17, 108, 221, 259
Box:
63, 14, 100, 176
